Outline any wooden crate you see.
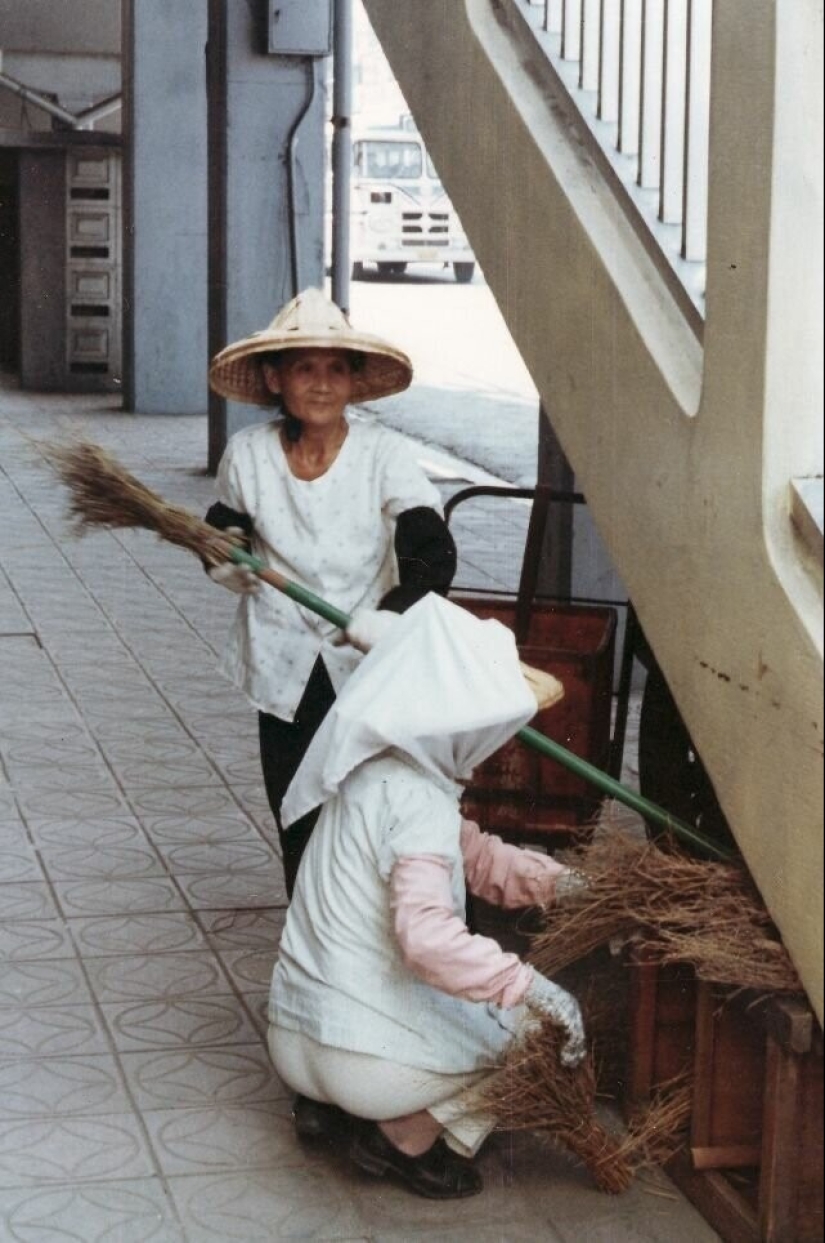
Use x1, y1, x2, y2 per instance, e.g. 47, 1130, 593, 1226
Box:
625, 955, 823, 1243
451, 595, 616, 846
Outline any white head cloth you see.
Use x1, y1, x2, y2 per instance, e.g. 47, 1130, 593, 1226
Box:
281, 594, 536, 828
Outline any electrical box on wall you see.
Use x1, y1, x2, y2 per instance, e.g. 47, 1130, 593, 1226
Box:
267, 0, 332, 56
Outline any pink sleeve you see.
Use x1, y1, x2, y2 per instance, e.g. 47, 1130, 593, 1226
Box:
460, 819, 568, 909
390, 854, 533, 1009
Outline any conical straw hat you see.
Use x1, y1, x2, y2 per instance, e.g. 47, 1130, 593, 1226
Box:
208, 287, 413, 406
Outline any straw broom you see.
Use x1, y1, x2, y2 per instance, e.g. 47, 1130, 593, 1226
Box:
484, 1016, 692, 1193
530, 831, 801, 994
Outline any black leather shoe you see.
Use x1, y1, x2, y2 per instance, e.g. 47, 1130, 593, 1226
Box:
292, 1095, 352, 1144
349, 1120, 483, 1199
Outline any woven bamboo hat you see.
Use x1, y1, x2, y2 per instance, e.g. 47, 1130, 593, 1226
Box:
208, 287, 413, 407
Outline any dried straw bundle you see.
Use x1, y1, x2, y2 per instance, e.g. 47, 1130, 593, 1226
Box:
531, 832, 800, 994
486, 1016, 691, 1193
42, 441, 240, 568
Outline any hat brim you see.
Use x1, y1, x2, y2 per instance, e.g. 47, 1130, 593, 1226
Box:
208, 332, 413, 407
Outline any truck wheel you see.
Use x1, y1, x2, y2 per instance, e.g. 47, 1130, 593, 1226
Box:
453, 262, 476, 284
351, 261, 365, 280
638, 663, 737, 856
377, 262, 395, 277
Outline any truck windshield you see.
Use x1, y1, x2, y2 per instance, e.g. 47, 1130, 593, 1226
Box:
357, 141, 423, 180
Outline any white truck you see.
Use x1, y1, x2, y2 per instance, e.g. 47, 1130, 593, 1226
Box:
347, 123, 476, 283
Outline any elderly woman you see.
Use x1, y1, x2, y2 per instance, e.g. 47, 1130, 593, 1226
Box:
268, 595, 586, 1200
205, 288, 456, 898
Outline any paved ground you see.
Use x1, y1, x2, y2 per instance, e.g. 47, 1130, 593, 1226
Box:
0, 378, 718, 1241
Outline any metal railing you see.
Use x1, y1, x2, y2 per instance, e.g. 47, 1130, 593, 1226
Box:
521, 0, 712, 328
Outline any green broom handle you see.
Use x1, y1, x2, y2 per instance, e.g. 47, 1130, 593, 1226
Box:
230, 547, 733, 862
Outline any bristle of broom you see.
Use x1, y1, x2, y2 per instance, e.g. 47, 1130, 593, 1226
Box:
484, 1016, 691, 1194
42, 440, 241, 568
530, 832, 800, 994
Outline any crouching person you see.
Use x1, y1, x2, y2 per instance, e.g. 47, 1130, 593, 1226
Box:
268, 593, 586, 1200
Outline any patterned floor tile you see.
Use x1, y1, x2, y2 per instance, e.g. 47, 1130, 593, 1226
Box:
199, 909, 285, 952
70, 914, 207, 958
109, 759, 226, 792
174, 868, 286, 910
0, 920, 77, 962
143, 1106, 299, 1177
127, 788, 245, 820
0, 842, 44, 884
211, 755, 266, 786
28, 814, 148, 849
168, 1166, 366, 1242
216, 950, 274, 992
121, 1046, 289, 1112
0, 959, 92, 1009
0, 1117, 155, 1187
0, 728, 100, 764
0, 1004, 109, 1059
53, 878, 185, 918
37, 842, 163, 882
15, 789, 127, 822
85, 952, 232, 1004
240, 992, 270, 1040
229, 784, 275, 824
154, 841, 275, 876
0, 883, 58, 922
98, 733, 210, 766
140, 813, 262, 846
0, 1179, 184, 1242
101, 996, 261, 1052
0, 1055, 132, 1118
4, 762, 116, 794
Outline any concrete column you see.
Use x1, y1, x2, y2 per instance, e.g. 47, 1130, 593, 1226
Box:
122, 0, 209, 415
207, 0, 328, 471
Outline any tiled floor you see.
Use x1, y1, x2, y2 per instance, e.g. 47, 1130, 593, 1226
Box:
0, 380, 718, 1240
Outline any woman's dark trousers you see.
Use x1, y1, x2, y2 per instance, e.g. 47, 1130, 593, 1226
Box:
258, 658, 336, 898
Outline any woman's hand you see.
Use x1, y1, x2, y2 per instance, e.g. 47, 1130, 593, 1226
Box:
345, 608, 399, 653
525, 971, 586, 1066
208, 561, 261, 595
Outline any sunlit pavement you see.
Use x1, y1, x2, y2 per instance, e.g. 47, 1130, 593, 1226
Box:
0, 378, 717, 1241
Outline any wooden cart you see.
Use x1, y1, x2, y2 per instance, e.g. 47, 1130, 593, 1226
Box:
445, 484, 628, 848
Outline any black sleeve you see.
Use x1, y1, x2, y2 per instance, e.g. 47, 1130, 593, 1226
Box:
201, 501, 254, 569
378, 506, 458, 614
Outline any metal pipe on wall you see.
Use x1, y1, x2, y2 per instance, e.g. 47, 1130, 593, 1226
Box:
331, 0, 354, 313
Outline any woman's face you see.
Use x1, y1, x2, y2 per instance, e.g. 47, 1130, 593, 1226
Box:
263, 348, 355, 429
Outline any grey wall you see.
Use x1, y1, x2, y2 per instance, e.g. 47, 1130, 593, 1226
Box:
207, 0, 328, 469
122, 0, 209, 414
19, 150, 65, 389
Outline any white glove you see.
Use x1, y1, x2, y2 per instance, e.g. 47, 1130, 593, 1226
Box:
554, 867, 589, 904
525, 971, 586, 1067
208, 560, 260, 595
345, 608, 400, 653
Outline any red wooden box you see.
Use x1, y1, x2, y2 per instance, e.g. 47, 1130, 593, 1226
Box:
626, 954, 824, 1243
451, 594, 616, 846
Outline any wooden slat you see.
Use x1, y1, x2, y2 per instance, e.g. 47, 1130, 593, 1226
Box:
691, 1145, 762, 1171
545, 0, 563, 34
759, 1035, 801, 1243
598, 0, 621, 122
660, 0, 688, 224
562, 0, 582, 60
619, 0, 643, 154
682, 0, 711, 259
639, 0, 664, 187
580, 0, 601, 90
